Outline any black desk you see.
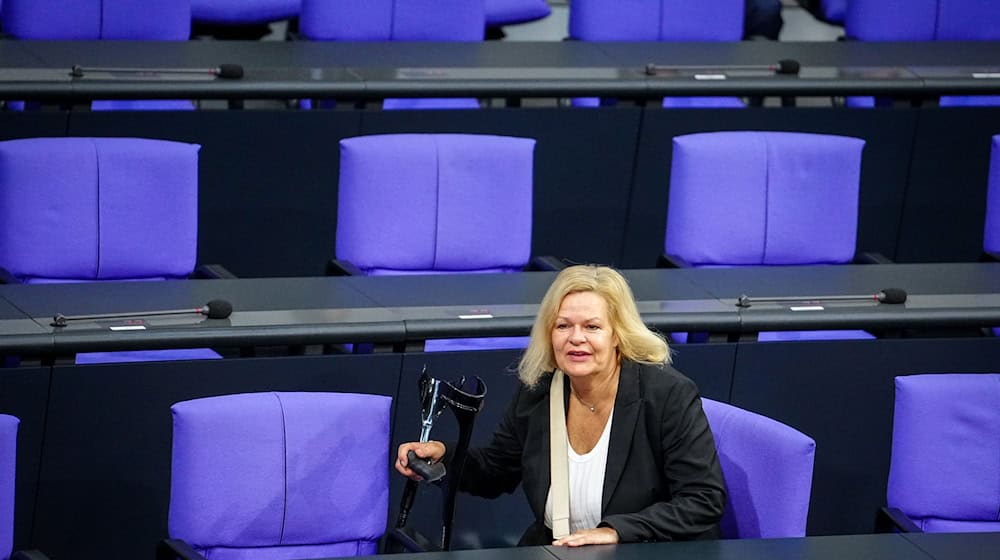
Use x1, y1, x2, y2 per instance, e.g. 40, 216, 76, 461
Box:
902, 531, 1000, 560
0, 277, 406, 354
678, 263, 1000, 332
2, 40, 1000, 101
379, 533, 1000, 560
3, 265, 1000, 356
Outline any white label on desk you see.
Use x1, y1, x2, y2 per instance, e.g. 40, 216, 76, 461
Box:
789, 306, 825, 311
694, 74, 727, 80
972, 73, 1000, 79
458, 314, 494, 319
109, 325, 147, 331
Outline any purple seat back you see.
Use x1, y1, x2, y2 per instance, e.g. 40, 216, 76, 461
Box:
0, 137, 200, 283
887, 374, 1000, 532
191, 0, 300, 24
569, 0, 743, 41
1, 0, 190, 40
300, 0, 484, 41
820, 0, 846, 24
985, 136, 1000, 256
701, 399, 816, 538
169, 392, 392, 560
666, 131, 864, 266
0, 415, 17, 560
337, 134, 534, 275
847, 0, 1000, 41
484, 0, 550, 26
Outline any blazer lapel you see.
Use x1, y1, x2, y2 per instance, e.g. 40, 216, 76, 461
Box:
602, 361, 641, 511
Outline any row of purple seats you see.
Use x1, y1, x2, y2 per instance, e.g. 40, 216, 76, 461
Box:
5, 372, 993, 559
155, 372, 1000, 557
0, 0, 550, 40
6, 132, 1000, 351
158, 390, 815, 559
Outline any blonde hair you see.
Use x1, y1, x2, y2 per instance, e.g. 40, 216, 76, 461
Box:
518, 265, 670, 387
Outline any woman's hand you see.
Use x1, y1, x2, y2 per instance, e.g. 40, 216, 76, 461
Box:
395, 441, 446, 480
552, 526, 620, 547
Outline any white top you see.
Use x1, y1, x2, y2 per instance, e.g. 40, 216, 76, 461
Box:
544, 408, 614, 534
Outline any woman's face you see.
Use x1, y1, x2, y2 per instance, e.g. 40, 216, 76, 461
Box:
551, 291, 619, 380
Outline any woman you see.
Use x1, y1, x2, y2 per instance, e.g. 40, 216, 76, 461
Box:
396, 265, 725, 547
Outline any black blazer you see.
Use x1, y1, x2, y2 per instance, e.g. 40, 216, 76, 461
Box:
457, 360, 726, 545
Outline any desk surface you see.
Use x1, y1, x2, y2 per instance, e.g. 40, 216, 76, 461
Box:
2, 40, 1000, 100
3, 264, 1000, 355
376, 533, 1000, 560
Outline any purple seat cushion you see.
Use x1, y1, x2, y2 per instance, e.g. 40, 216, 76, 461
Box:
1, 0, 190, 39
337, 134, 534, 274
0, 415, 17, 560
484, 0, 550, 26
701, 399, 816, 538
191, 0, 300, 24
666, 131, 864, 266
75, 349, 221, 364
0, 137, 200, 283
382, 98, 481, 110
169, 392, 391, 559
91, 100, 196, 112
662, 97, 745, 108
757, 330, 875, 342
300, 0, 484, 41
569, 0, 743, 41
887, 374, 1000, 531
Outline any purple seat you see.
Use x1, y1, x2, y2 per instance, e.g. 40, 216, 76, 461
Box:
846, 0, 1000, 107
665, 131, 874, 342
569, 0, 745, 109
983, 136, 1000, 337
299, 0, 484, 110
0, 0, 194, 111
336, 134, 535, 351
701, 399, 816, 538
820, 0, 847, 24
484, 0, 551, 27
192, 0, 299, 25
984, 135, 1000, 257
337, 134, 534, 275
164, 392, 391, 560
1, 0, 190, 39
883, 374, 1000, 532
0, 415, 16, 560
0, 137, 222, 364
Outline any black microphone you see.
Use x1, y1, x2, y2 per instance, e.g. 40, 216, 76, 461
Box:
645, 58, 800, 76
736, 288, 907, 308
69, 64, 244, 79
51, 299, 233, 327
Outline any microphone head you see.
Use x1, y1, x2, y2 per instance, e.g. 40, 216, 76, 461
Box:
204, 299, 233, 319
216, 64, 244, 79
878, 288, 907, 304
776, 59, 800, 75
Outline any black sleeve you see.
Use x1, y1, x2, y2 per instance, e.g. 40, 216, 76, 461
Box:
600, 375, 726, 542
451, 385, 528, 499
